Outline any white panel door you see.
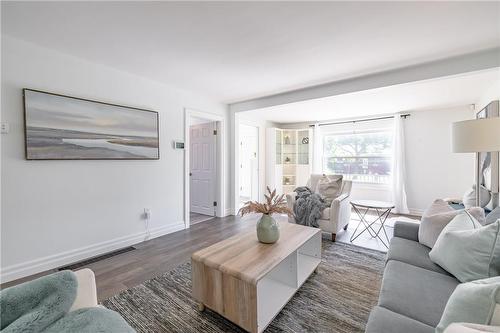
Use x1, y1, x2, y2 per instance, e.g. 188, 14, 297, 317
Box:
190, 122, 216, 215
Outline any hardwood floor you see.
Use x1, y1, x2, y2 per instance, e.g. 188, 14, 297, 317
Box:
189, 212, 215, 225
2, 212, 419, 301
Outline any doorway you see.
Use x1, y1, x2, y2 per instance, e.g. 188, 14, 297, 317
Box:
184, 108, 225, 229
239, 124, 259, 207
189, 118, 217, 224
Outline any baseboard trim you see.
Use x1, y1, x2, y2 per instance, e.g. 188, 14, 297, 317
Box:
224, 208, 235, 216
0, 222, 185, 284
408, 208, 424, 216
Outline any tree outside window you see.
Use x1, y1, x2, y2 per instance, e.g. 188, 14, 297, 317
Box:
323, 131, 393, 184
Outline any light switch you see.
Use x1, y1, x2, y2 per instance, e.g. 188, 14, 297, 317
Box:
1, 122, 9, 134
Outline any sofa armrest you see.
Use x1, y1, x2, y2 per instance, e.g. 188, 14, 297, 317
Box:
70, 268, 98, 311
393, 221, 420, 242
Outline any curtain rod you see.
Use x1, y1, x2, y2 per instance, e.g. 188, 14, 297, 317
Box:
308, 114, 411, 127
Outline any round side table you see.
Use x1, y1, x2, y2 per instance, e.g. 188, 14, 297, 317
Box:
349, 200, 395, 248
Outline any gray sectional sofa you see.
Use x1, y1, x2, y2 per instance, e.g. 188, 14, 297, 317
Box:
365, 221, 460, 333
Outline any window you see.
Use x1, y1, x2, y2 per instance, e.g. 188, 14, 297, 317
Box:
323, 130, 393, 184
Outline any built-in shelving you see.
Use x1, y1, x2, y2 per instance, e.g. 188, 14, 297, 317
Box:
267, 128, 311, 195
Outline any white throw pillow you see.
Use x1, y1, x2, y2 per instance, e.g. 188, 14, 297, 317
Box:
444, 323, 500, 333
418, 199, 485, 248
463, 185, 491, 209
429, 213, 500, 282
437, 277, 500, 333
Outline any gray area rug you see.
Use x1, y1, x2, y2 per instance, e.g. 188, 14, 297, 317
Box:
102, 241, 385, 333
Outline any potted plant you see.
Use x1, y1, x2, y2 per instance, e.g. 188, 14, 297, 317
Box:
239, 187, 292, 244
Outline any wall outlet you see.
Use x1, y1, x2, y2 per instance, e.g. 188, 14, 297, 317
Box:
144, 208, 151, 220
1, 122, 10, 134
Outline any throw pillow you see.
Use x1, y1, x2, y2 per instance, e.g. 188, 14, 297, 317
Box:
444, 323, 500, 333
418, 199, 485, 248
463, 184, 492, 209
429, 213, 500, 282
486, 207, 500, 226
315, 175, 342, 206
436, 276, 500, 333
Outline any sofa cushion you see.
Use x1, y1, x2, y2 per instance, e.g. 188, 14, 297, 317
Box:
365, 306, 434, 333
378, 260, 459, 327
387, 237, 451, 275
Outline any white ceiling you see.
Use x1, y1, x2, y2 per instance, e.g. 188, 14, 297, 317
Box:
244, 69, 500, 124
2, 1, 500, 103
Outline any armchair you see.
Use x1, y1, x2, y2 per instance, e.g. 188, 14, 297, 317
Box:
286, 174, 352, 241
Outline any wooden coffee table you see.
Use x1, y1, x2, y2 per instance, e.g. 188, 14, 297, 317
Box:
191, 221, 321, 333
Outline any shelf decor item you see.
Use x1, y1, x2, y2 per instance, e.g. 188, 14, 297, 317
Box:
238, 187, 292, 243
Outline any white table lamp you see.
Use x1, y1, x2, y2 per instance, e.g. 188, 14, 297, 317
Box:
451, 117, 500, 206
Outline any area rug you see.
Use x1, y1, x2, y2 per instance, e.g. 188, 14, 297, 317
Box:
102, 241, 385, 333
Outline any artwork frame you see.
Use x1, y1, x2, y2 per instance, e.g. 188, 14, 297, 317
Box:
476, 100, 499, 209
23, 89, 160, 160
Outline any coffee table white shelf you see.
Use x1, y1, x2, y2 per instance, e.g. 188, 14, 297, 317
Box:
192, 222, 321, 333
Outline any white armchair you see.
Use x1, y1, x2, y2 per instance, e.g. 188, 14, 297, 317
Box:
70, 268, 98, 311
286, 174, 352, 241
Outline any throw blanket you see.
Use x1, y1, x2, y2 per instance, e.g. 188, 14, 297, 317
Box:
0, 271, 134, 333
293, 186, 327, 227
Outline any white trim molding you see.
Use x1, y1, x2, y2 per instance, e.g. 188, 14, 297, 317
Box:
230, 48, 500, 112
184, 108, 226, 228
0, 222, 185, 284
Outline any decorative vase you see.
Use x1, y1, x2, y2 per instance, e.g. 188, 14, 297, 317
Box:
257, 214, 280, 244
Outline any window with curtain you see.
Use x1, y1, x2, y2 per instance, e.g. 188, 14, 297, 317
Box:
322, 129, 393, 184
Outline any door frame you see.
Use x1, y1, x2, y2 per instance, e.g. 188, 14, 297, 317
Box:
184, 108, 226, 229
238, 122, 260, 204
234, 114, 262, 211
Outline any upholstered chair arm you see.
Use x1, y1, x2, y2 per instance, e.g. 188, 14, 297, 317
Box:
70, 268, 98, 312
286, 193, 296, 223
329, 192, 352, 233
286, 193, 295, 211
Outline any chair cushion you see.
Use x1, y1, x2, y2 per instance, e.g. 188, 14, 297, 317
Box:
379, 260, 459, 327
320, 207, 330, 220
387, 237, 451, 275
365, 306, 434, 333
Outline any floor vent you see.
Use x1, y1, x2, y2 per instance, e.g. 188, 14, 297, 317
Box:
58, 246, 136, 271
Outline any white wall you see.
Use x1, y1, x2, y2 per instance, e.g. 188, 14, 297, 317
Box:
404, 106, 475, 214
1, 36, 229, 282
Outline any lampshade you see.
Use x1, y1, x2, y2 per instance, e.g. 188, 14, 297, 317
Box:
451, 117, 500, 153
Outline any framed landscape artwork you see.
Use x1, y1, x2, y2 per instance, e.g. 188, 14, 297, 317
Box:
23, 89, 159, 160
477, 100, 499, 208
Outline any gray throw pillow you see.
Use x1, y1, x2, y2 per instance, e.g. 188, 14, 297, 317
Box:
429, 212, 500, 282
418, 199, 485, 248
315, 175, 342, 206
486, 207, 500, 226
436, 276, 500, 333
463, 184, 491, 208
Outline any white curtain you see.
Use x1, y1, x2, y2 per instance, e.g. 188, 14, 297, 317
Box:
312, 124, 323, 174
391, 114, 410, 214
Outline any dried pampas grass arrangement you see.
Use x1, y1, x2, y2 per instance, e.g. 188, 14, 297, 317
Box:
238, 187, 292, 217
